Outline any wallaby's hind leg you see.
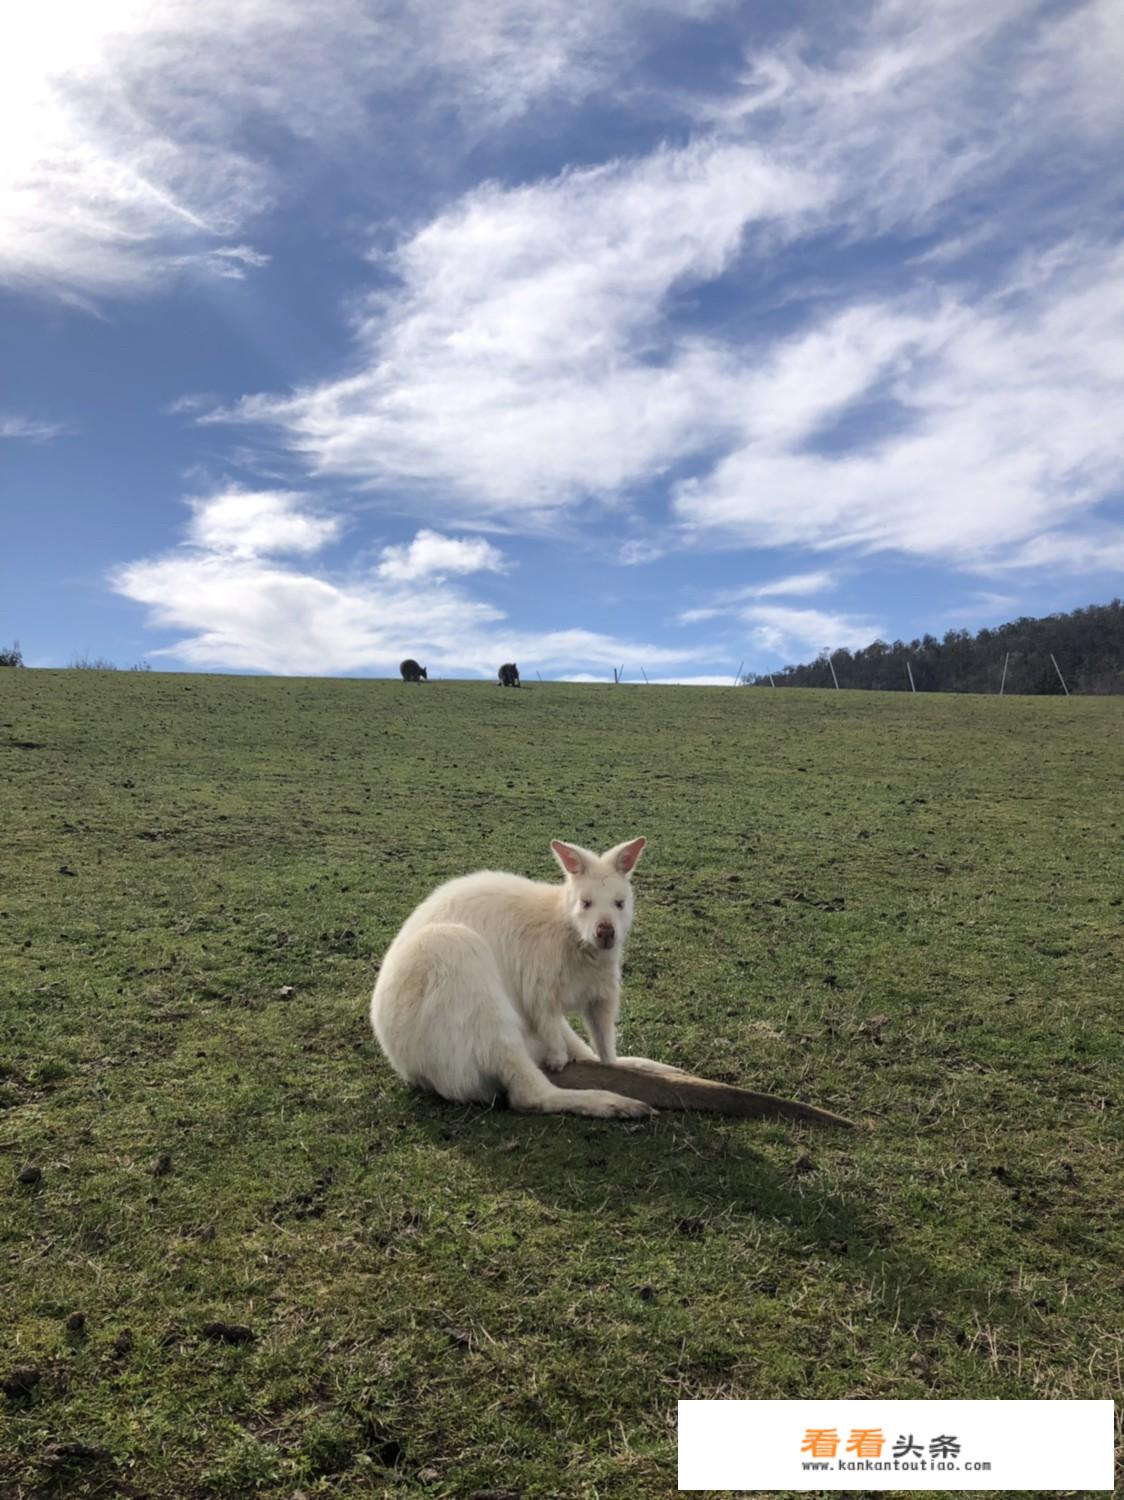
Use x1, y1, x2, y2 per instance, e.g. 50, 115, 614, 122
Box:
499, 1047, 654, 1119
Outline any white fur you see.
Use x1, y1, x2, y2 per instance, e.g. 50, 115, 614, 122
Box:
370, 837, 664, 1118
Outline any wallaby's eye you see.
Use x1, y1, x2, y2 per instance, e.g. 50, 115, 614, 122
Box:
615, 899, 625, 909
581, 899, 592, 910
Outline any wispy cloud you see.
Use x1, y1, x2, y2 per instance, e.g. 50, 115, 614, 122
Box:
983, 530, 1124, 575
0, 414, 72, 441
618, 538, 668, 566
1, 1, 727, 303
703, 0, 1124, 240
225, 139, 821, 512
751, 571, 837, 599
163, 393, 218, 417
214, 3, 1124, 580
675, 242, 1124, 567
740, 604, 885, 660
679, 571, 838, 623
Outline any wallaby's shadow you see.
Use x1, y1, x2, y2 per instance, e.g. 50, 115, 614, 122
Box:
402, 1088, 1004, 1342
411, 1087, 864, 1229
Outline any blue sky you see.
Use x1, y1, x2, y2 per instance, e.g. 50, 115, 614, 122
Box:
3, 0, 1123, 681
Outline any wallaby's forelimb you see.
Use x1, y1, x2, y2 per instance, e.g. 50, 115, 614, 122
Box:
551, 1060, 857, 1128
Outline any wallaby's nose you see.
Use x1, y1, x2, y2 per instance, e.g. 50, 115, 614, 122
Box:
595, 921, 616, 949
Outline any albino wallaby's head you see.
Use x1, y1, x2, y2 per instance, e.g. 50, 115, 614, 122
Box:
550, 836, 647, 952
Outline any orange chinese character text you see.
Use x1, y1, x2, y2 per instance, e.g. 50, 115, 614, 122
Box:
801, 1428, 840, 1458
846, 1428, 885, 1458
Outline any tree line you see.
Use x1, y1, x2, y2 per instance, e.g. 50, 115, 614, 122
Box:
743, 599, 1124, 695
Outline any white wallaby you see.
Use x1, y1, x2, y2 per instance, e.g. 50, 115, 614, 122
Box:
370, 836, 676, 1118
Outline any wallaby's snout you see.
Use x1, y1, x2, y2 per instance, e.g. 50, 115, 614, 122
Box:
595, 921, 616, 950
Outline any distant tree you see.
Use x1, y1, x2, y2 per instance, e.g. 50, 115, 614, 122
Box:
0, 641, 23, 668
129, 660, 152, 672
745, 599, 1124, 695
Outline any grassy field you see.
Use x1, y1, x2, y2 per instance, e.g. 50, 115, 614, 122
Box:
1, 670, 1121, 1498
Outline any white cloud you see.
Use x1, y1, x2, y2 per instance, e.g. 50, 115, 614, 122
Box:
970, 590, 1020, 613
163, 392, 217, 416
501, 629, 704, 671
112, 488, 713, 675
111, 548, 499, 675
678, 569, 838, 623
225, 140, 822, 510
180, 244, 272, 281
740, 604, 884, 660
376, 529, 508, 582
674, 242, 1124, 567
1, 4, 269, 300
983, 530, 1124, 575
0, 414, 72, 441
561, 673, 737, 685
185, 489, 341, 557
14, 0, 1124, 632
618, 538, 667, 566
1, 0, 729, 302
706, 0, 1124, 239
219, 3, 1124, 574
751, 570, 837, 599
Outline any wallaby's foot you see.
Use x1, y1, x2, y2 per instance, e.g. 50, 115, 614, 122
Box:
561, 1086, 657, 1122
615, 1056, 688, 1077
511, 1081, 655, 1119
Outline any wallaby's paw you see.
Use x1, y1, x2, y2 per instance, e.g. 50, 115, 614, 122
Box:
586, 1090, 657, 1119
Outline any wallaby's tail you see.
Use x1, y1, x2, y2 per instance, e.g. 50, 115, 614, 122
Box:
551, 1060, 857, 1128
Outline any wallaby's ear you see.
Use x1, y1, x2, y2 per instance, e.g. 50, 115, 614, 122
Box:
551, 840, 587, 877
606, 836, 647, 875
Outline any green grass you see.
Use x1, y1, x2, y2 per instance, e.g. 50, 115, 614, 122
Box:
1, 670, 1121, 1498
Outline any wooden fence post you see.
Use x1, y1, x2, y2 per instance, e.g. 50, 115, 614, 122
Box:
1049, 653, 1070, 696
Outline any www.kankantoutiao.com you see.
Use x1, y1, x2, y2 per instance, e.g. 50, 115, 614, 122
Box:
802, 1459, 994, 1473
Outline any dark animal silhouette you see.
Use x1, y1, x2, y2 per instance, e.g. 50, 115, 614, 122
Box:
400, 659, 428, 683
498, 662, 520, 687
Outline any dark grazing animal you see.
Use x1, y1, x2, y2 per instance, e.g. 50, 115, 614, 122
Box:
400, 659, 428, 683
498, 662, 520, 687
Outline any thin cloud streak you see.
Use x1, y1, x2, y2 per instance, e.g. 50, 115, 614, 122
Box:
0, 414, 73, 441
679, 570, 839, 623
